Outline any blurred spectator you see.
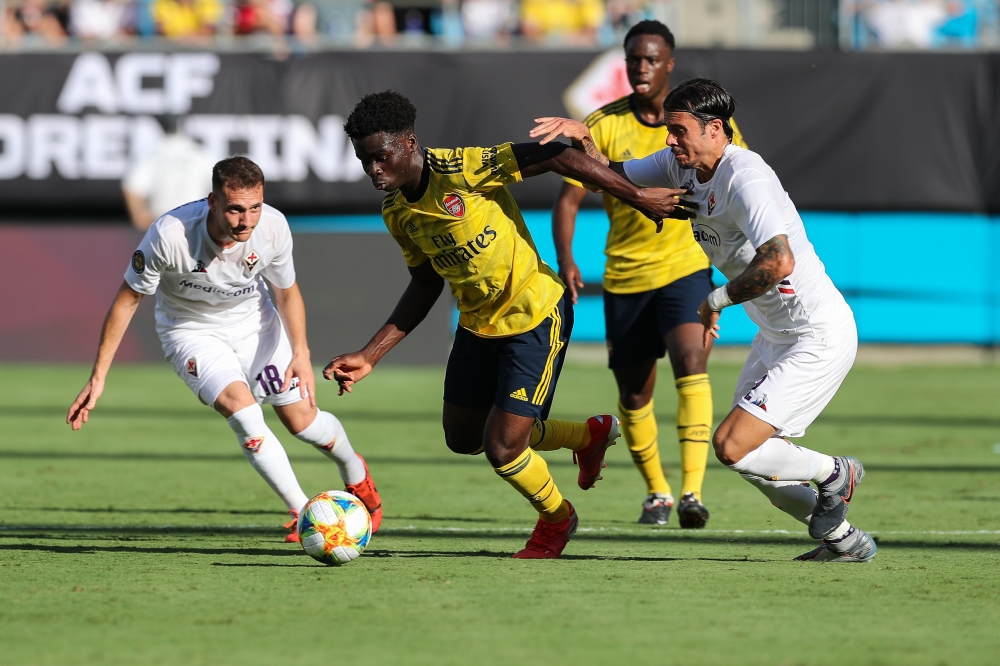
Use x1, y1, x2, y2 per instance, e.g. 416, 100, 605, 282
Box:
865, 0, 947, 48
234, 0, 293, 34
461, 0, 516, 39
520, 0, 607, 43
122, 115, 215, 232
371, 0, 396, 41
4, 0, 69, 46
69, 0, 129, 39
152, 0, 223, 37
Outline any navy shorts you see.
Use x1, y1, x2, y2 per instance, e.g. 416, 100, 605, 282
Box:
604, 268, 713, 370
444, 295, 573, 421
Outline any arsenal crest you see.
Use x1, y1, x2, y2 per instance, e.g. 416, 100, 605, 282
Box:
443, 194, 465, 217
244, 250, 260, 272
186, 358, 198, 378
707, 191, 717, 215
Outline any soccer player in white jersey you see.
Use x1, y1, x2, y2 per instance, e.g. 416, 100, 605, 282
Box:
66, 156, 383, 541
532, 79, 876, 562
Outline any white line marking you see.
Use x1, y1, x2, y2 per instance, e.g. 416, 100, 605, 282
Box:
1, 525, 998, 536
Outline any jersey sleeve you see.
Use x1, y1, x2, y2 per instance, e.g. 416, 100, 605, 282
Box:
124, 222, 171, 295
383, 212, 429, 268
462, 144, 522, 190
261, 215, 297, 289
623, 149, 677, 189
122, 155, 154, 196
728, 172, 787, 249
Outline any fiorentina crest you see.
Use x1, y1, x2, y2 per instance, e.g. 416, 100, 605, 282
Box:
443, 194, 465, 217
185, 358, 198, 378
244, 250, 260, 272
707, 191, 717, 215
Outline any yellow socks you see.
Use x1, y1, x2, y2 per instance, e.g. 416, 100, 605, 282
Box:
529, 418, 589, 452
676, 373, 713, 501
494, 448, 570, 522
618, 400, 671, 496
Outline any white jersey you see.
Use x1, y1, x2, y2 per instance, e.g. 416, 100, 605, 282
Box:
124, 199, 297, 334
624, 144, 852, 343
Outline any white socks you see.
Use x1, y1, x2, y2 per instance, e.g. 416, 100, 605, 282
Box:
740, 475, 817, 525
294, 411, 367, 486
227, 404, 309, 512
728, 437, 834, 483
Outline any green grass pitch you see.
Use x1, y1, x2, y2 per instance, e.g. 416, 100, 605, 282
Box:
1, 358, 998, 665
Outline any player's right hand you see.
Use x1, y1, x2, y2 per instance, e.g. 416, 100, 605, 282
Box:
67, 376, 105, 431
530, 117, 593, 146
323, 353, 374, 396
697, 299, 722, 348
558, 261, 585, 305
636, 187, 698, 231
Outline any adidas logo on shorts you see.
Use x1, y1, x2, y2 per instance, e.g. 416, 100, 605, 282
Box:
509, 387, 528, 402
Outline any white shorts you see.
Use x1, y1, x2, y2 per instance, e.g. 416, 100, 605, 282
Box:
161, 307, 303, 408
733, 319, 858, 438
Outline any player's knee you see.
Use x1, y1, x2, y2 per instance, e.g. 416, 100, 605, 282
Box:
712, 428, 740, 466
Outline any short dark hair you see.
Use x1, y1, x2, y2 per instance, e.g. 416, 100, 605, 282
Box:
663, 78, 736, 140
343, 90, 417, 140
623, 20, 675, 51
212, 156, 265, 193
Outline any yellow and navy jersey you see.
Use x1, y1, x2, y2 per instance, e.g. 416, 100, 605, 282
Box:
382, 144, 565, 338
566, 95, 747, 294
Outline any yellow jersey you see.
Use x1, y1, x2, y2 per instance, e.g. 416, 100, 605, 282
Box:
566, 95, 747, 294
383, 144, 565, 338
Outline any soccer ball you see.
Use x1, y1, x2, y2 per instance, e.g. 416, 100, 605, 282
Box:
297, 491, 372, 566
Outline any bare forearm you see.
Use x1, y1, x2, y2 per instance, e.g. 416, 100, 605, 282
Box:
92, 282, 143, 379
552, 183, 585, 267
123, 190, 155, 231
273, 283, 310, 359
515, 142, 644, 206
363, 264, 444, 364
723, 235, 794, 304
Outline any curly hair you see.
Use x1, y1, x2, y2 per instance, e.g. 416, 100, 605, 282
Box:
624, 19, 675, 51
344, 90, 417, 140
663, 78, 737, 140
212, 156, 264, 193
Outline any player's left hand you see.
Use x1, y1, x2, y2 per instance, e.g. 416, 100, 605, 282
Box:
697, 299, 721, 348
283, 353, 316, 409
529, 117, 593, 146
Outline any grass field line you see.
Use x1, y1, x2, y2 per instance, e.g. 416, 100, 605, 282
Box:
2, 524, 998, 537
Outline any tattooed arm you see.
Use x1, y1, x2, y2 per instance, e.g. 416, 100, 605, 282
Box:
697, 235, 795, 347
725, 234, 795, 304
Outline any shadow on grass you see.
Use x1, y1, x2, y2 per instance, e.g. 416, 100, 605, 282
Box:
1, 450, 999, 474
0, 527, 996, 553
4, 506, 287, 516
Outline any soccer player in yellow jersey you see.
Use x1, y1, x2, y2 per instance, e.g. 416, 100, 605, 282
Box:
324, 91, 696, 558
532, 20, 747, 528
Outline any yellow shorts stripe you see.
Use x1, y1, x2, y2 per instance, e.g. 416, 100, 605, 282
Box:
531, 306, 564, 405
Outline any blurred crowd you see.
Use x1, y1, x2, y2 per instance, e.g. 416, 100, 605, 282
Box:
2, 0, 998, 49
0, 0, 653, 47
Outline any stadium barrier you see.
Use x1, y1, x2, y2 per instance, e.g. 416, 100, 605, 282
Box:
6, 211, 994, 363
0, 49, 998, 217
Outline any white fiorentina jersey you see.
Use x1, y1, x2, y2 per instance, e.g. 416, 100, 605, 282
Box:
124, 199, 297, 333
624, 144, 852, 343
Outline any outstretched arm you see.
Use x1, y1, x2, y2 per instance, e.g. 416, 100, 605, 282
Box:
67, 281, 144, 430
323, 260, 444, 395
511, 141, 695, 230
272, 281, 316, 408
697, 234, 795, 347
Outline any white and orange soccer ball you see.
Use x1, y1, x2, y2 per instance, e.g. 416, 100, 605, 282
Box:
297, 491, 372, 565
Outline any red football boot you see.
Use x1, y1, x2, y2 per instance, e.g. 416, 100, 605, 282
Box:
573, 415, 621, 490
513, 502, 579, 559
283, 510, 300, 543
345, 454, 383, 533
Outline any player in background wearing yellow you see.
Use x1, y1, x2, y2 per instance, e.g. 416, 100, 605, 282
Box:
532, 20, 746, 528
324, 91, 695, 558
